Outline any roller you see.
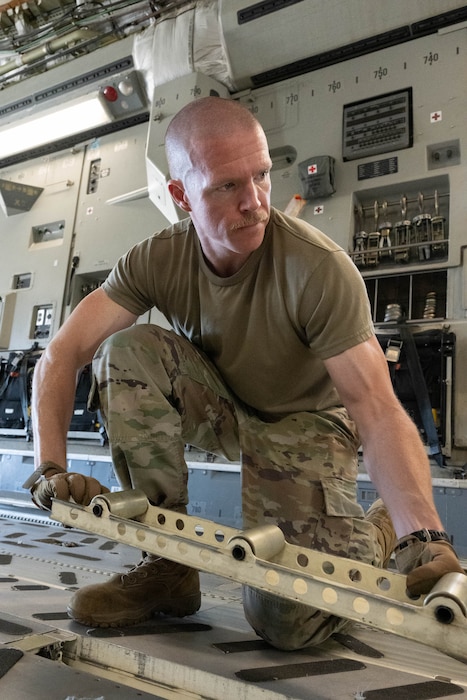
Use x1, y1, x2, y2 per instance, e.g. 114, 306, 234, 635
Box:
424, 572, 467, 623
90, 489, 149, 520
228, 524, 285, 562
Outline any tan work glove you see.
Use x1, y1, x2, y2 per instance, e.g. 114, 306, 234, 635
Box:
395, 534, 465, 596
25, 461, 109, 511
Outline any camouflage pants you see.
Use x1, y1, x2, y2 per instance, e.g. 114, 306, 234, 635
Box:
90, 324, 382, 649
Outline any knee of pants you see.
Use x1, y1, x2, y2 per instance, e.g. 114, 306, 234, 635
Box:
92, 324, 182, 405
96, 324, 172, 357
242, 585, 346, 651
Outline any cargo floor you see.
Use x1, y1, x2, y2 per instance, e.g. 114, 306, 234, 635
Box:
0, 504, 466, 700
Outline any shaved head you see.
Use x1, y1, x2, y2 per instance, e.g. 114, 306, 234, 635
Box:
164, 95, 272, 277
165, 97, 264, 181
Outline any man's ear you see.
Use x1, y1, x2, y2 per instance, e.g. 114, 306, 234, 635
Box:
168, 180, 191, 212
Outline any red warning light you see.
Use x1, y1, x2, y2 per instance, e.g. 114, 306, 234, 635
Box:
102, 85, 118, 102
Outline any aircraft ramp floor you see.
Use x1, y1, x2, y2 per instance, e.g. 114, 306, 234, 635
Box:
0, 504, 467, 700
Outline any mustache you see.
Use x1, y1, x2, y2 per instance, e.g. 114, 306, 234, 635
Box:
230, 213, 269, 230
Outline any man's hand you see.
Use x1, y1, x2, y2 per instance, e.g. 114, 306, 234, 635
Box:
29, 462, 109, 511
395, 536, 465, 596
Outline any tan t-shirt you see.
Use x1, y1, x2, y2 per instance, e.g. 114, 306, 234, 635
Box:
102, 208, 374, 415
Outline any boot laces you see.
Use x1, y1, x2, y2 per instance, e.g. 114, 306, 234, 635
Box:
122, 555, 170, 585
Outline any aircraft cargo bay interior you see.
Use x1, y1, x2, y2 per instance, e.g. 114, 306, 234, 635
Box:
1, 2, 467, 698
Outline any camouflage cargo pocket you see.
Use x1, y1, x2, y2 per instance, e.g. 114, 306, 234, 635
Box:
314, 476, 377, 562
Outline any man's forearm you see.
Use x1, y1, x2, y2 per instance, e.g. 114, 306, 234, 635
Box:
32, 352, 78, 468
362, 411, 443, 538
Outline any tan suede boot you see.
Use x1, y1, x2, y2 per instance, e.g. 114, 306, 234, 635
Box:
365, 498, 398, 568
67, 555, 201, 627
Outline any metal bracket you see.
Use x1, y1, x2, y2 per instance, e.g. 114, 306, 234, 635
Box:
51, 490, 467, 659
385, 339, 403, 363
